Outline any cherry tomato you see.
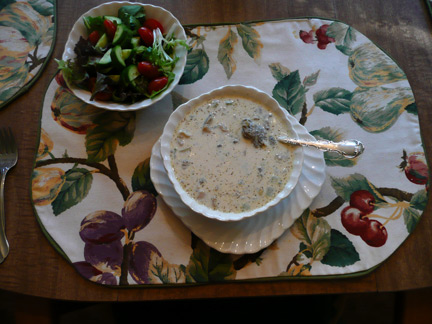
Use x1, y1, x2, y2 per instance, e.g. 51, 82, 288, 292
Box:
137, 61, 160, 79
138, 26, 154, 47
88, 30, 101, 45
104, 19, 117, 39
143, 18, 164, 34
148, 76, 168, 94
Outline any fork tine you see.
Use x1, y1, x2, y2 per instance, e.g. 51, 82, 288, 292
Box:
6, 128, 16, 153
0, 128, 14, 154
0, 128, 5, 153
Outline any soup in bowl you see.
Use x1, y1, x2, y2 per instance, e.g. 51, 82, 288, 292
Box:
160, 85, 304, 221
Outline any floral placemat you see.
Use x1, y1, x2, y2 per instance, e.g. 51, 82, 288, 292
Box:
32, 18, 429, 286
0, 0, 56, 110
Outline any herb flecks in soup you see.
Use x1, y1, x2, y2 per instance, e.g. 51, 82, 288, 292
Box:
170, 96, 296, 214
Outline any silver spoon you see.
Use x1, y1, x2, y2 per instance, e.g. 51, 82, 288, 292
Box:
277, 136, 365, 159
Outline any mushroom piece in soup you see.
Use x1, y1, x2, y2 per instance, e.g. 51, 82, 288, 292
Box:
170, 95, 297, 214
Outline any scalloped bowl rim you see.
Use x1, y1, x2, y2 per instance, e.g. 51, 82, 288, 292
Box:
61, 1, 187, 111
160, 85, 305, 222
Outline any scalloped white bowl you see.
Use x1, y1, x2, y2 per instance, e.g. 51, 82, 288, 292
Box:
61, 1, 187, 111
160, 85, 304, 222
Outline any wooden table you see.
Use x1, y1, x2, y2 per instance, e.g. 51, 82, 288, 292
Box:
0, 0, 431, 302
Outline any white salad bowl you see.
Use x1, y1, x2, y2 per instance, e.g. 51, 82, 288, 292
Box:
160, 85, 304, 222
61, 1, 187, 111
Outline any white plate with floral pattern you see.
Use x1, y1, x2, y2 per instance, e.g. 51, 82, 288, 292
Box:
150, 118, 326, 254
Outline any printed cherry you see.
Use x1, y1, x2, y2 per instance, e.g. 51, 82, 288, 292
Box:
341, 206, 370, 236
350, 190, 375, 214
299, 30, 314, 44
360, 219, 388, 247
315, 24, 335, 49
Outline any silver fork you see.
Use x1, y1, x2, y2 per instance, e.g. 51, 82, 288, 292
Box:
0, 128, 18, 263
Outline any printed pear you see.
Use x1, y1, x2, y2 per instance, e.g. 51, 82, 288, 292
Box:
348, 43, 406, 87
350, 86, 414, 133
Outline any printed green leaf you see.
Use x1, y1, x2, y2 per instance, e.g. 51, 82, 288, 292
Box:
28, 0, 54, 16
179, 48, 209, 84
272, 70, 306, 115
313, 87, 352, 115
269, 62, 291, 81
291, 209, 331, 262
336, 44, 353, 56
303, 70, 320, 88
410, 189, 428, 211
310, 127, 357, 167
326, 22, 357, 56
236, 23, 263, 61
51, 168, 93, 216
85, 111, 136, 162
404, 206, 420, 233
131, 158, 157, 196
310, 126, 343, 142
185, 239, 235, 283
330, 173, 386, 204
321, 229, 360, 267
217, 28, 238, 79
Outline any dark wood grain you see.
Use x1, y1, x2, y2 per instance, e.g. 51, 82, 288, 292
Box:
0, 0, 431, 301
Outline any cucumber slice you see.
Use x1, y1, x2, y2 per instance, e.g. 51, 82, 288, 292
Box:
111, 45, 126, 68
112, 24, 132, 46
130, 36, 140, 48
97, 48, 112, 69
83, 16, 92, 30
95, 33, 108, 50
120, 65, 140, 86
122, 49, 132, 60
103, 15, 122, 25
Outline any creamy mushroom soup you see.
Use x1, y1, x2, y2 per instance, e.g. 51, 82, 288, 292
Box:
170, 96, 297, 213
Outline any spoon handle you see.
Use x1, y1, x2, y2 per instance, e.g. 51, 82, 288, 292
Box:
277, 136, 365, 159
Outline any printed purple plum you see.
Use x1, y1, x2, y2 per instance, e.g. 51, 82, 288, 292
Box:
122, 190, 157, 233
97, 272, 118, 285
73, 261, 103, 279
73, 261, 118, 285
79, 210, 125, 244
128, 241, 161, 284
84, 240, 124, 273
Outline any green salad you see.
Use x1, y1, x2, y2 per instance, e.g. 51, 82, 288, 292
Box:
57, 5, 188, 103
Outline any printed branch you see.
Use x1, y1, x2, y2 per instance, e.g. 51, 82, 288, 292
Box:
312, 187, 415, 218
35, 156, 130, 200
